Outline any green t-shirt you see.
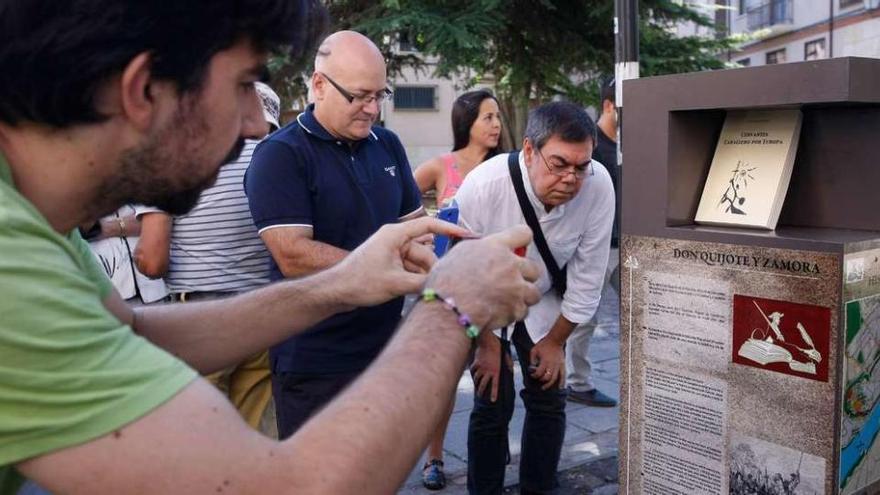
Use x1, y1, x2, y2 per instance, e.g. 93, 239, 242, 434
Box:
0, 155, 197, 494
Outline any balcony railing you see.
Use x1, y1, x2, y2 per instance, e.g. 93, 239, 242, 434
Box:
747, 0, 793, 31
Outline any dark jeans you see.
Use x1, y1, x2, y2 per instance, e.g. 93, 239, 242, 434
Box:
467, 322, 568, 494
272, 370, 360, 440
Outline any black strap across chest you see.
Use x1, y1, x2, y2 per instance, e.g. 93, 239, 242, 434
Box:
507, 152, 567, 298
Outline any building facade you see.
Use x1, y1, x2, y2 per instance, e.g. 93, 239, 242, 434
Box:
719, 0, 880, 66
383, 65, 466, 168
381, 40, 493, 168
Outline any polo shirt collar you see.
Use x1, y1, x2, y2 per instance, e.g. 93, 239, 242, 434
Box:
296, 103, 379, 143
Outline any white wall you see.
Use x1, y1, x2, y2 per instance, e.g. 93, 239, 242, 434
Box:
838, 16, 880, 57
382, 65, 494, 169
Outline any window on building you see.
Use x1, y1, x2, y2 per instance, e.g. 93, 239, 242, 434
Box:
715, 0, 729, 33
393, 86, 437, 110
840, 0, 861, 8
737, 58, 751, 67
398, 31, 421, 52
738, 0, 756, 15
804, 38, 827, 61
766, 48, 786, 65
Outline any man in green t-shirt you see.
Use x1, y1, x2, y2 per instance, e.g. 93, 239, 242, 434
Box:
0, 2, 542, 494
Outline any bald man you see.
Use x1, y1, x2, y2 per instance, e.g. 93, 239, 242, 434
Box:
245, 31, 426, 438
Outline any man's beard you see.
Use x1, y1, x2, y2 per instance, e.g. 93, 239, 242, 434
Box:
93, 107, 244, 217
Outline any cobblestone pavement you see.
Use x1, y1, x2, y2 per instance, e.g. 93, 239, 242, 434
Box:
399, 282, 621, 494
504, 457, 619, 495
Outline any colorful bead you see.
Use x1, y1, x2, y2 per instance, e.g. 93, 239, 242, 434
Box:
421, 288, 480, 339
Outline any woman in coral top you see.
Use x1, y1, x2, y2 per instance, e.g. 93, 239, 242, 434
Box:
413, 89, 503, 490
415, 89, 503, 209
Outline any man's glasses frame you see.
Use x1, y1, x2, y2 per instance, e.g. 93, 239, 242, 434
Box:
535, 146, 593, 179
317, 71, 392, 106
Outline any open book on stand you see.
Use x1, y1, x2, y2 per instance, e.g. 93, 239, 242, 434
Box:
695, 109, 802, 230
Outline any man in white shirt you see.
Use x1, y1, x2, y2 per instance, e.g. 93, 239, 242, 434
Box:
456, 101, 614, 494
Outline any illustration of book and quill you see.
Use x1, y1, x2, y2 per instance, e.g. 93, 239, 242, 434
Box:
737, 301, 821, 374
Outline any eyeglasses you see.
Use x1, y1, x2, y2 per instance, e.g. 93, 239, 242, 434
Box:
318, 71, 392, 106
536, 147, 593, 179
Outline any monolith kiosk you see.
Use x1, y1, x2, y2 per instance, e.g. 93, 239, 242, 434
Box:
619, 57, 880, 495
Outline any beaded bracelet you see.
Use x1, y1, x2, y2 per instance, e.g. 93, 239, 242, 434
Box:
421, 288, 481, 339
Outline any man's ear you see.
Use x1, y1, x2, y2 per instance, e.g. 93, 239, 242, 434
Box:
118, 52, 160, 131
521, 137, 533, 167
602, 99, 615, 115
310, 72, 325, 102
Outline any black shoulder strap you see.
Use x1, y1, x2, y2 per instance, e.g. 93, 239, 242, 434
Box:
507, 152, 567, 297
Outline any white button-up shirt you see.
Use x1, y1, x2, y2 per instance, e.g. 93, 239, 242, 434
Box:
454, 151, 614, 343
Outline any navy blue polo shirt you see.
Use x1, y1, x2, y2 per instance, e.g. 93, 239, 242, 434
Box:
244, 104, 422, 375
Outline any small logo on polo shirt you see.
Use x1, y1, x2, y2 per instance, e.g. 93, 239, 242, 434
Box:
384, 165, 397, 177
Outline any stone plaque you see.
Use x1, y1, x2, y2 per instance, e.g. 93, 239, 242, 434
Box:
620, 235, 841, 495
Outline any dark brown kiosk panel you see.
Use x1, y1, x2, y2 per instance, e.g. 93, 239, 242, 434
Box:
619, 57, 880, 495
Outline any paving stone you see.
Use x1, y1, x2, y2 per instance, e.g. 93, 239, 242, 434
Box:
400, 287, 622, 494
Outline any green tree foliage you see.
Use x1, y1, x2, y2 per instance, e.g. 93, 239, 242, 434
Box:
640, 1, 732, 76
267, 51, 312, 118
275, 1, 733, 140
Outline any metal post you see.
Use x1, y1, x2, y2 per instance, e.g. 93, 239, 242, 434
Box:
614, 0, 639, 169
615, 2, 638, 491
829, 0, 834, 58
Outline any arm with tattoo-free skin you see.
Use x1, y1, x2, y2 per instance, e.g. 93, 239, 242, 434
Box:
20, 224, 541, 495
112, 217, 461, 373
259, 226, 348, 278
413, 156, 443, 194
259, 211, 427, 280
132, 211, 172, 278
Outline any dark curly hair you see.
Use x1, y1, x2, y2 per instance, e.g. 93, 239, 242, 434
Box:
0, 0, 327, 127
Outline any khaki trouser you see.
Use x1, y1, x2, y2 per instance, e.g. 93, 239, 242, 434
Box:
174, 291, 277, 439
205, 350, 277, 438
565, 247, 619, 392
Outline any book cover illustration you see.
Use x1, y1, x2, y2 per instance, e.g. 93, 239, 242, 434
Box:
717, 160, 756, 216
732, 294, 830, 382
695, 109, 802, 230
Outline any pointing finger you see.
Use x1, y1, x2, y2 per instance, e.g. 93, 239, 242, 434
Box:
394, 217, 472, 242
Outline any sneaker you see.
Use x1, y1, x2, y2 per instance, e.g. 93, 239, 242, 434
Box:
566, 387, 617, 407
422, 459, 446, 490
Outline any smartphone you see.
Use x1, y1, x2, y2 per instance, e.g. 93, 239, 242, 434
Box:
433, 203, 459, 257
